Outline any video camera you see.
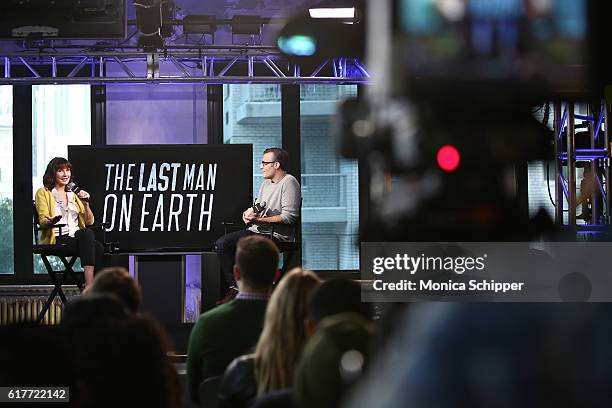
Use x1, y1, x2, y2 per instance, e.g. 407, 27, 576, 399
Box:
280, 0, 610, 241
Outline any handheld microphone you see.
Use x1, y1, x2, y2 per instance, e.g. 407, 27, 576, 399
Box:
66, 182, 88, 201
252, 200, 267, 215
65, 182, 81, 194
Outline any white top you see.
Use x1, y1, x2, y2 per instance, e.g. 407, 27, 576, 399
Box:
51, 188, 80, 237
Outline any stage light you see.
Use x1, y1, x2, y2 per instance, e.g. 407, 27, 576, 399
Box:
160, 0, 175, 38
309, 7, 355, 19
277, 35, 317, 56
133, 0, 163, 49
183, 15, 217, 34
231, 15, 262, 34
276, 13, 363, 62
183, 14, 216, 44
231, 15, 262, 44
436, 145, 460, 172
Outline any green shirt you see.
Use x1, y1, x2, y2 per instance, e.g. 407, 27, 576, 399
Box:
186, 298, 268, 403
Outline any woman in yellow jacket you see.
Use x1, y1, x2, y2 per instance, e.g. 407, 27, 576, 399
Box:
35, 157, 104, 287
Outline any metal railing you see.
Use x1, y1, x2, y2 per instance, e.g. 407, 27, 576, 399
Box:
0, 51, 369, 85
247, 84, 281, 101
247, 84, 343, 102
300, 85, 342, 101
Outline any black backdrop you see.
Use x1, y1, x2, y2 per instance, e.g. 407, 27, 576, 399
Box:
68, 144, 252, 251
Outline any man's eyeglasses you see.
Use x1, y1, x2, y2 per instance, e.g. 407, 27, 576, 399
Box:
261, 161, 276, 166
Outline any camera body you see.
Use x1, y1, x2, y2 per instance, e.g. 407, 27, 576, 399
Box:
337, 0, 604, 240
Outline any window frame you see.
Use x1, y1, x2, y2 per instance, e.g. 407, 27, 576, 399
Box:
0, 82, 366, 285
220, 83, 365, 273
0, 85, 100, 285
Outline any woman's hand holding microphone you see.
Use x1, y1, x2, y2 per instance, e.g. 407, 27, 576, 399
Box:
77, 190, 90, 202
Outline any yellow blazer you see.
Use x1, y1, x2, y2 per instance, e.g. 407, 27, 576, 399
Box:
34, 187, 94, 245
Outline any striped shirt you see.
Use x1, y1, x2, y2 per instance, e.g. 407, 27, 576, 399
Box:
235, 292, 270, 301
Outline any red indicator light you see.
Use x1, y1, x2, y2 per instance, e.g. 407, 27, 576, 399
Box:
437, 145, 460, 172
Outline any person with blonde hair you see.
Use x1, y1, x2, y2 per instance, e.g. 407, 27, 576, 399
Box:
219, 268, 321, 408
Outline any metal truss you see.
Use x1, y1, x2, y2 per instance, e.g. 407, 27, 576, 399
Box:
553, 101, 611, 232
0, 45, 369, 85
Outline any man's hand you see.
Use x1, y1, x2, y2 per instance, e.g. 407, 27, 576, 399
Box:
242, 208, 256, 225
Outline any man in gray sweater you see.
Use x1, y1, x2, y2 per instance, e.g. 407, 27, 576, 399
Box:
215, 148, 301, 302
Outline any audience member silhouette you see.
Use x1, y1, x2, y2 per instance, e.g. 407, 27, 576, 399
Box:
304, 278, 371, 336
345, 303, 612, 408
251, 278, 374, 408
87, 266, 142, 314
61, 294, 180, 408
294, 313, 375, 408
0, 323, 78, 408
219, 268, 320, 408
187, 235, 280, 404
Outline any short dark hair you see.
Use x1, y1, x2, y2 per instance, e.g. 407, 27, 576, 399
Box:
89, 267, 142, 314
43, 157, 72, 190
263, 148, 289, 171
235, 235, 279, 289
307, 279, 371, 323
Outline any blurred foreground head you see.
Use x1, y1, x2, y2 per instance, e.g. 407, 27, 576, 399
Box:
0, 322, 76, 407
295, 313, 375, 408
345, 303, 612, 408
62, 295, 180, 408
88, 266, 142, 314
307, 278, 371, 324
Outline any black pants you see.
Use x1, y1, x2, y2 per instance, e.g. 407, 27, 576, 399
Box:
215, 229, 255, 289
57, 228, 105, 272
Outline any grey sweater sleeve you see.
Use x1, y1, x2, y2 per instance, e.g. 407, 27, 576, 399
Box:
280, 176, 301, 224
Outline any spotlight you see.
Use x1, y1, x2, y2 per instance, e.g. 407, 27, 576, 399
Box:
183, 14, 216, 43
160, 0, 175, 38
277, 35, 317, 57
277, 1, 362, 62
309, 7, 355, 19
308, 0, 359, 22
183, 15, 217, 34
133, 0, 163, 49
231, 15, 262, 44
276, 14, 363, 62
